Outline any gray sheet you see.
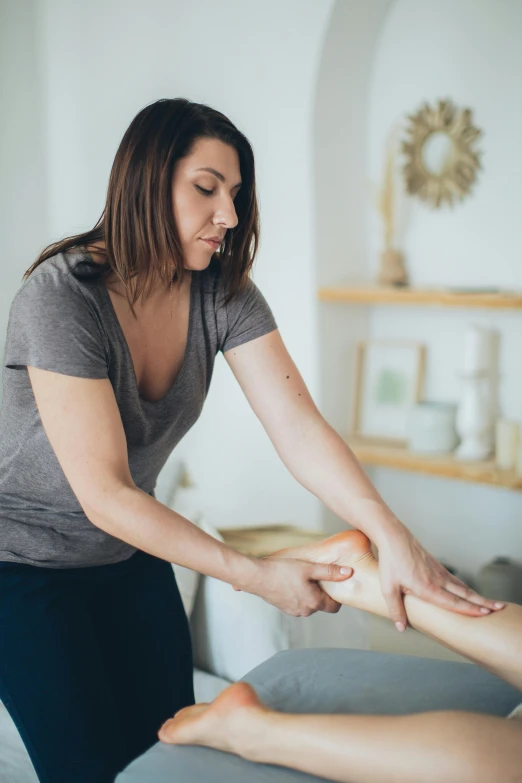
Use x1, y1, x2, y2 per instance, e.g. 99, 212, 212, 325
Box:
116, 648, 521, 783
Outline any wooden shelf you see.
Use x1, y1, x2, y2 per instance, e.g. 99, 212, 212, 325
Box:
347, 437, 522, 491
318, 284, 522, 309
218, 524, 325, 558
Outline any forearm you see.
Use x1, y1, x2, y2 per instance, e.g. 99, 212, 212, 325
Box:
245, 709, 522, 783
274, 413, 398, 542
84, 483, 258, 589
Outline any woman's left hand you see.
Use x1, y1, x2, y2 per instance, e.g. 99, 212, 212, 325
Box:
376, 520, 504, 632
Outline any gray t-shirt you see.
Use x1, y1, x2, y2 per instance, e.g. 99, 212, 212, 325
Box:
0, 249, 277, 568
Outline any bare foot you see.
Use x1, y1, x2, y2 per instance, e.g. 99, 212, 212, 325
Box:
272, 530, 389, 618
158, 682, 266, 757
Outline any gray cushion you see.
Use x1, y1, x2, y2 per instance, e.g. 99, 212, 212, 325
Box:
116, 648, 521, 783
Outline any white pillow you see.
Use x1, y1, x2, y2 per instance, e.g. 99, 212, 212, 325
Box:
190, 571, 290, 682
168, 484, 201, 617
171, 562, 200, 619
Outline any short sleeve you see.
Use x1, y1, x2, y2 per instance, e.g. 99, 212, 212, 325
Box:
4, 272, 108, 378
220, 278, 277, 353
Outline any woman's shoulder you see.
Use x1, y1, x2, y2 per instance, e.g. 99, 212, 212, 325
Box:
5, 248, 109, 378
16, 248, 99, 298
25, 247, 96, 284
10, 249, 103, 326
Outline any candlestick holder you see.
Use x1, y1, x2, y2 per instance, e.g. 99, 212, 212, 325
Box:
455, 373, 494, 461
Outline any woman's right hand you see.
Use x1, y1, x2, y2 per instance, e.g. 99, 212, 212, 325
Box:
245, 556, 353, 616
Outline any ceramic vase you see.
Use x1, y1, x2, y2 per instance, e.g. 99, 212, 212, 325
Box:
377, 248, 408, 287
408, 402, 458, 454
476, 557, 522, 604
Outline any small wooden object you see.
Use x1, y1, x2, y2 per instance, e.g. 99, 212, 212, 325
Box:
378, 249, 408, 287
218, 524, 326, 558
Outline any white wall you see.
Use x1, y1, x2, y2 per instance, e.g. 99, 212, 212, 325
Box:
367, 0, 522, 289
3, 0, 338, 528
314, 0, 391, 530
364, 0, 522, 578
314, 0, 522, 580
0, 0, 48, 347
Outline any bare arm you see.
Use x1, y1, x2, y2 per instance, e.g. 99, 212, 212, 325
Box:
225, 332, 389, 539
27, 367, 256, 582
224, 330, 499, 624
27, 367, 348, 615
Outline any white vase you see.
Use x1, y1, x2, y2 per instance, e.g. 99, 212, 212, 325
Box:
407, 402, 458, 454
455, 375, 494, 461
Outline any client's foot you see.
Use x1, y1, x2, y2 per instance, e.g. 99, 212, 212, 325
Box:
272, 530, 388, 617
158, 682, 266, 758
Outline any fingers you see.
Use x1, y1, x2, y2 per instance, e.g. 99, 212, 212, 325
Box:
319, 596, 343, 614
309, 562, 353, 582
301, 585, 342, 615
422, 584, 497, 616
383, 587, 407, 632
444, 578, 505, 611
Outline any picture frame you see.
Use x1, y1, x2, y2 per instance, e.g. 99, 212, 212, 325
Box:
351, 340, 426, 445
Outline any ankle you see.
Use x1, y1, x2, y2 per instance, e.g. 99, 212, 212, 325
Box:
236, 705, 278, 762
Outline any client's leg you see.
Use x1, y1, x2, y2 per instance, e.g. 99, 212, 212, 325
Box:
158, 678, 522, 783
274, 530, 522, 691
158, 530, 522, 783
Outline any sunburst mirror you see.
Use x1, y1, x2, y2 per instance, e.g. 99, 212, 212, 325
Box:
401, 99, 482, 208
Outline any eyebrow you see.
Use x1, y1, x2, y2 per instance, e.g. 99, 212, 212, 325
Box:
195, 167, 242, 190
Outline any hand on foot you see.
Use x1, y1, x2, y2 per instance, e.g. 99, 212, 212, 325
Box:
271, 530, 389, 617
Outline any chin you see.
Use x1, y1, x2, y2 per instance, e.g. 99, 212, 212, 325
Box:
184, 253, 216, 272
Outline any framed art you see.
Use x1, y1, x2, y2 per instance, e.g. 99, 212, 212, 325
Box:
351, 340, 426, 445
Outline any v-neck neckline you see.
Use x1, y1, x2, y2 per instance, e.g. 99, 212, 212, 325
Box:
100, 271, 197, 408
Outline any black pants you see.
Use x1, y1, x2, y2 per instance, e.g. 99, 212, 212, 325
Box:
0, 549, 195, 783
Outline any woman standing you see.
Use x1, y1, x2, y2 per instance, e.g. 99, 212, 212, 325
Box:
0, 98, 501, 783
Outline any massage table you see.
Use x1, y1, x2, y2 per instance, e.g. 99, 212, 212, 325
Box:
117, 647, 521, 783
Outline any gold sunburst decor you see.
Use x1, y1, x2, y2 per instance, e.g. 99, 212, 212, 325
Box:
401, 99, 482, 208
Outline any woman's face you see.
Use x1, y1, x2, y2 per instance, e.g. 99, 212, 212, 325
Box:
172, 137, 242, 271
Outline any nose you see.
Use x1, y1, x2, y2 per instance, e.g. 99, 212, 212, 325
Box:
213, 194, 239, 231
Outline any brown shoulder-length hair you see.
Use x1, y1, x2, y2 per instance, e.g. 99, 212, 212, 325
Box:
24, 98, 260, 307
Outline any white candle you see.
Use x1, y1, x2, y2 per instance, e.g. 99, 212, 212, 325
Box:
495, 419, 519, 471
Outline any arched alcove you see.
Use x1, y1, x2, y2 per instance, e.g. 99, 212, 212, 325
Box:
313, 0, 522, 576
314, 0, 391, 533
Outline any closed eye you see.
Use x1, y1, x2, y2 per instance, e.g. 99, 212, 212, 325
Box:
196, 185, 240, 200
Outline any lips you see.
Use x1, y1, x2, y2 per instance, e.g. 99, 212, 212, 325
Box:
201, 239, 221, 249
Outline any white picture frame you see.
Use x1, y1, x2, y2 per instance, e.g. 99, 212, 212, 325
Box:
351, 340, 426, 445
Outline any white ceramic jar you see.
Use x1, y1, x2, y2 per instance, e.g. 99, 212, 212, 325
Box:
407, 401, 458, 454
